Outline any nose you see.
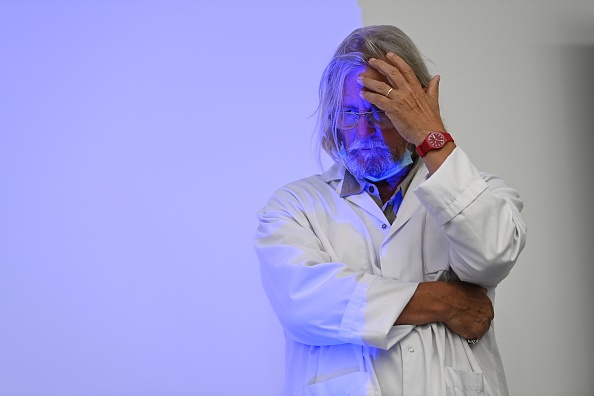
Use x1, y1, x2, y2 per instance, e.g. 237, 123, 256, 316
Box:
355, 115, 375, 140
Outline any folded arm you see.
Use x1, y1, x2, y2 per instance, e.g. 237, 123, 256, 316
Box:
255, 183, 500, 348
395, 281, 494, 340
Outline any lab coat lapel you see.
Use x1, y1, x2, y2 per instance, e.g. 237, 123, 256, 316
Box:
327, 163, 388, 223
344, 193, 387, 223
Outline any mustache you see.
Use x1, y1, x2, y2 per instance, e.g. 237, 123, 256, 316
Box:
347, 136, 390, 152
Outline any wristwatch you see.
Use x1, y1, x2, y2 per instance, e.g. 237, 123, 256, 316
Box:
415, 131, 454, 157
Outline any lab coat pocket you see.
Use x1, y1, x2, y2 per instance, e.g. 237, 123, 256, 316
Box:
305, 371, 372, 396
445, 366, 486, 396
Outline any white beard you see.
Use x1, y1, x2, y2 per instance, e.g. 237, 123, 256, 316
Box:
343, 136, 398, 180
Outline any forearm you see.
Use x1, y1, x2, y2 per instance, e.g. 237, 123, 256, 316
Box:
395, 281, 494, 340
395, 282, 450, 326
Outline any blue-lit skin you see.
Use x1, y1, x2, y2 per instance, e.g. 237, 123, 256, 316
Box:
340, 67, 412, 197
341, 67, 409, 165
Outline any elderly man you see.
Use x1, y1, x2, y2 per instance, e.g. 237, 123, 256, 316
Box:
255, 25, 526, 396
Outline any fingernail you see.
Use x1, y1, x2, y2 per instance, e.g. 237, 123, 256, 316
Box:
359, 90, 365, 98
386, 52, 394, 58
356, 76, 364, 85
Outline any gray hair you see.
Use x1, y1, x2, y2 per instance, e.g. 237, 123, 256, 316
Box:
314, 25, 432, 163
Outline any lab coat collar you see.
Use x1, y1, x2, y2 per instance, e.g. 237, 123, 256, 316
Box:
320, 162, 345, 183
320, 160, 428, 226
319, 163, 383, 220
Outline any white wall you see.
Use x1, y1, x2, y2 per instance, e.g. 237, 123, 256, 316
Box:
1, 1, 593, 395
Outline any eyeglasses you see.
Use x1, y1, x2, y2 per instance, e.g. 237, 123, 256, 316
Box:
336, 109, 393, 131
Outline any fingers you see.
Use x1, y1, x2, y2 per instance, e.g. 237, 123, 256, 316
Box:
443, 282, 494, 339
369, 53, 422, 88
357, 87, 393, 112
358, 54, 438, 109
357, 75, 393, 110
357, 75, 393, 98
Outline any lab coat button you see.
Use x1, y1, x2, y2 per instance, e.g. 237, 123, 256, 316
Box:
382, 224, 387, 229
408, 347, 414, 353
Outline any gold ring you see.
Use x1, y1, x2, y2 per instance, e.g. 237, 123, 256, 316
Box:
385, 87, 394, 97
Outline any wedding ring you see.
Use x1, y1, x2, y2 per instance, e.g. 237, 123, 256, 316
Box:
385, 87, 394, 97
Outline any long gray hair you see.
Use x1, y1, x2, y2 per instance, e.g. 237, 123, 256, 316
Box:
315, 25, 432, 163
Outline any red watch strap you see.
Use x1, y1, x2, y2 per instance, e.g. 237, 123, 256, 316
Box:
416, 131, 454, 157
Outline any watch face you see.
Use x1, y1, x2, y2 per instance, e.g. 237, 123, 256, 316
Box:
427, 132, 445, 148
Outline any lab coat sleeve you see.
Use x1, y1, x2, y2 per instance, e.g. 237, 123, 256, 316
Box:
414, 147, 527, 286
255, 185, 418, 349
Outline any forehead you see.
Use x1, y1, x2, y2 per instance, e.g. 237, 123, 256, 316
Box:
342, 66, 388, 107
360, 66, 386, 81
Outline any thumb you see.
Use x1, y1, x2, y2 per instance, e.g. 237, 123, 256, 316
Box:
427, 75, 440, 99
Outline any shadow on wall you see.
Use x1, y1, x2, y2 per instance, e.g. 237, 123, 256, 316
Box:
561, 42, 594, 317
562, 44, 594, 191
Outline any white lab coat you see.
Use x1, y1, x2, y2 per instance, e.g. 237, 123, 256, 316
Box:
255, 148, 527, 396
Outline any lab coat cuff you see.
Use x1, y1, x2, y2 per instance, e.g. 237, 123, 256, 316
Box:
338, 274, 374, 345
414, 148, 488, 226
339, 274, 419, 350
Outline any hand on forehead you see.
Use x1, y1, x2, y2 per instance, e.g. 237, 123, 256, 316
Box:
343, 66, 387, 109
355, 52, 445, 146
358, 66, 389, 84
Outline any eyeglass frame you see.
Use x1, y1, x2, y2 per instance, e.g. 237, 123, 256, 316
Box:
335, 108, 392, 131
